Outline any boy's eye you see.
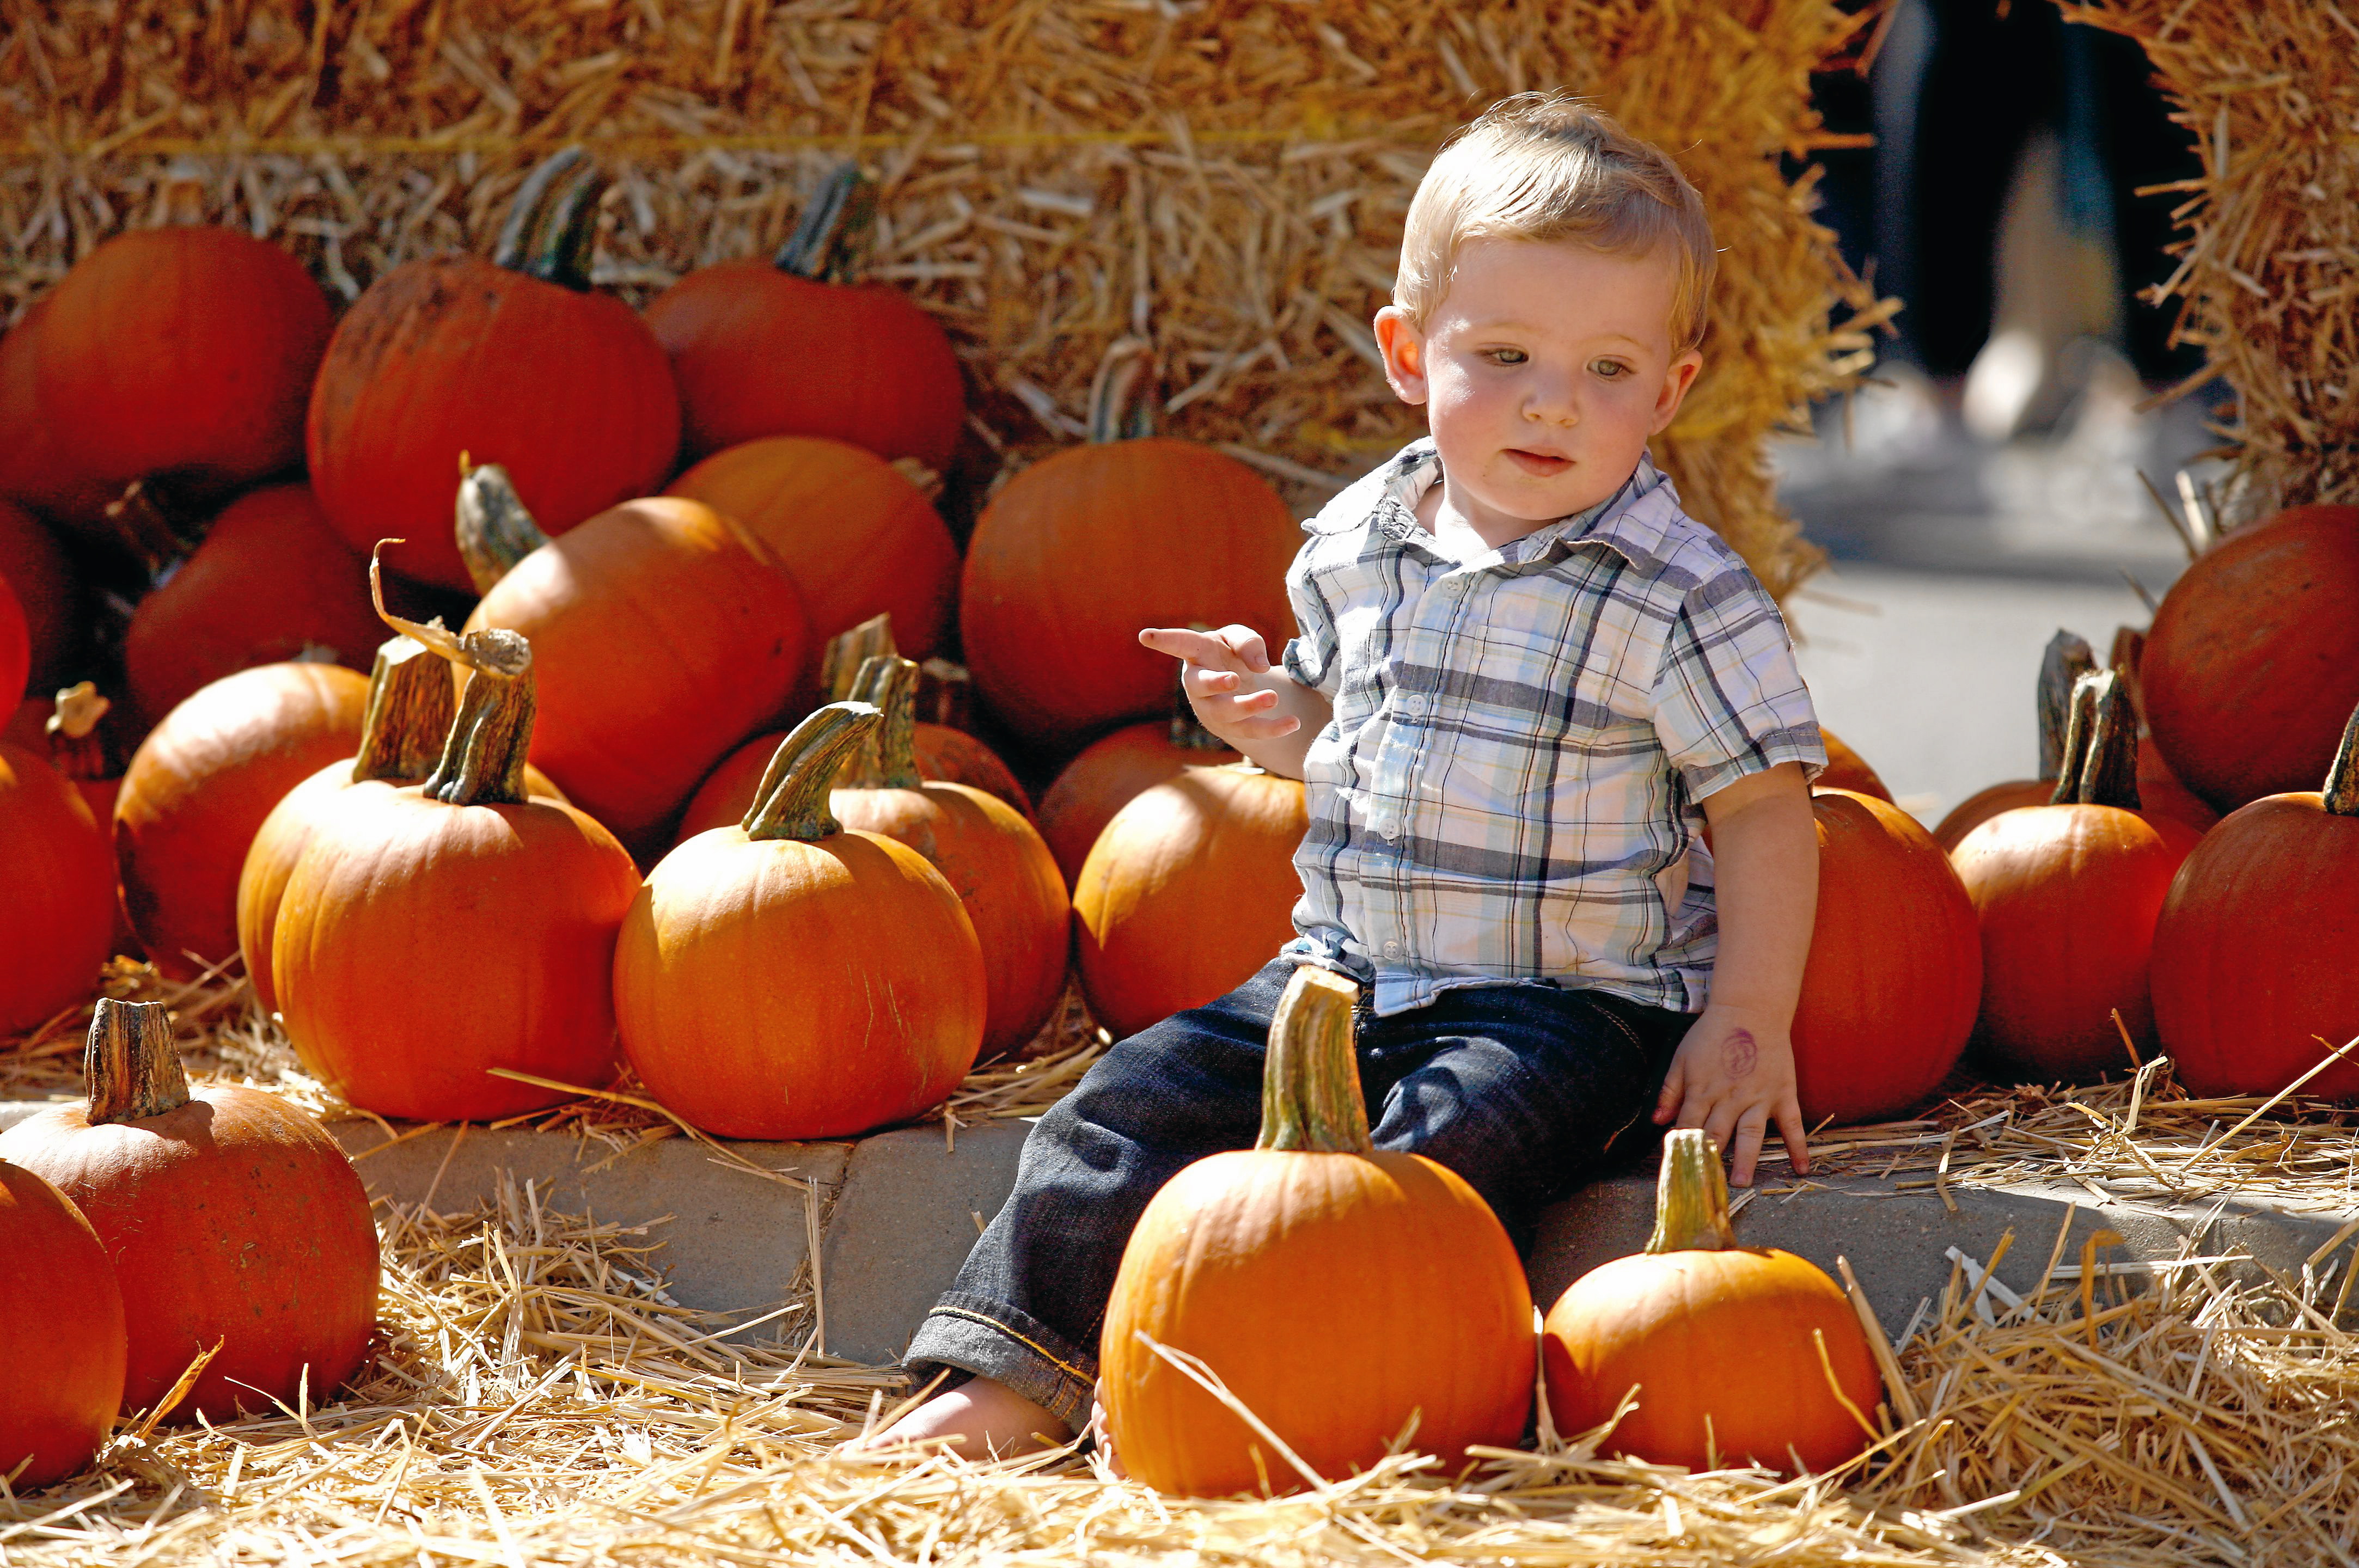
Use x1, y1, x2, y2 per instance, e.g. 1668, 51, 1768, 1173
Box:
1486, 348, 1528, 366
1590, 358, 1630, 378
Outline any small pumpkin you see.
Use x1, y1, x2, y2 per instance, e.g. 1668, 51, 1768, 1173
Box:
0, 999, 378, 1423
1541, 1129, 1880, 1473
0, 1157, 125, 1489
614, 702, 987, 1140
0, 495, 83, 690
1816, 730, 1892, 801
306, 149, 682, 593
9, 684, 139, 962
646, 163, 965, 471
1074, 762, 1309, 1040
274, 622, 641, 1122
1101, 965, 1533, 1497
1933, 629, 2095, 851
2150, 699, 2359, 1100
0, 740, 115, 1034
1038, 681, 1241, 887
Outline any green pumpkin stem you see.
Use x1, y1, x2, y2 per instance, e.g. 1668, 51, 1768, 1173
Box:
1647, 1128, 1738, 1253
84, 999, 190, 1125
774, 162, 876, 283
492, 147, 606, 292
420, 630, 537, 807
1256, 966, 1372, 1155
822, 614, 898, 704
2036, 630, 2098, 782
2071, 670, 2143, 811
2048, 674, 2100, 807
1085, 338, 1157, 444
2325, 705, 2359, 818
742, 702, 884, 841
842, 656, 923, 790
454, 461, 552, 596
353, 634, 457, 785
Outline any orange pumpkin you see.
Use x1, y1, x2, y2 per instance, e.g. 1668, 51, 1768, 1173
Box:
459, 465, 809, 852
1074, 763, 1309, 1039
9, 684, 139, 961
0, 1157, 125, 1489
306, 150, 681, 593
1816, 729, 1892, 801
1789, 791, 1982, 1126
614, 703, 987, 1140
2134, 733, 2218, 836
0, 299, 117, 540
274, 624, 640, 1121
1933, 630, 2096, 851
646, 164, 964, 470
1541, 1129, 1880, 1473
0, 566, 24, 706
114, 661, 370, 981
0, 741, 115, 1034
832, 657, 1070, 1057
1101, 966, 1533, 1497
0, 495, 82, 690
1039, 707, 1241, 888
2151, 701, 2359, 1100
0, 1000, 378, 1422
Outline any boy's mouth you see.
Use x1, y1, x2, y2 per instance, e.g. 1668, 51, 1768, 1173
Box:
1504, 448, 1573, 477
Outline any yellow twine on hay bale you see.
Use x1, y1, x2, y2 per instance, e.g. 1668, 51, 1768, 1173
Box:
0, 0, 1887, 597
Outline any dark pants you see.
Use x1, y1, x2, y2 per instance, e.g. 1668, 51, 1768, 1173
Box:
901, 959, 1690, 1430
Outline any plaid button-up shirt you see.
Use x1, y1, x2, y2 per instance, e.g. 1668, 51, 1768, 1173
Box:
1279, 440, 1825, 1016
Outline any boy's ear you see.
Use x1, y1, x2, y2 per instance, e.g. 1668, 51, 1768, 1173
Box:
1649, 347, 1704, 434
1373, 307, 1428, 406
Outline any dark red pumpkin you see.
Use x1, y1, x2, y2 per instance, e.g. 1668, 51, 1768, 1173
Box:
0, 496, 82, 691
1816, 729, 1892, 801
0, 741, 115, 1034
0, 566, 25, 707
0, 1157, 125, 1488
1934, 630, 2096, 851
0, 298, 117, 538
305, 150, 681, 593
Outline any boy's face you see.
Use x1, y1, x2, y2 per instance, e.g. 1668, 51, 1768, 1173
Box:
1373, 237, 1702, 536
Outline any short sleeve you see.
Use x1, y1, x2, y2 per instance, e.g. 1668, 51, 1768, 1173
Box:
1281, 536, 1341, 699
1651, 566, 1825, 802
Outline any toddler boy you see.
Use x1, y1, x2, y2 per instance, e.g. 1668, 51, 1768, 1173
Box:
867, 93, 1825, 1457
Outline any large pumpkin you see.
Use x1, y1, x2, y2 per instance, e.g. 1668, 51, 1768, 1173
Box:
0, 495, 82, 690
459, 465, 809, 852
0, 741, 116, 1034
1933, 629, 2096, 850
306, 150, 681, 593
0, 566, 25, 707
646, 164, 964, 471
1789, 791, 1982, 1126
1101, 965, 1533, 1497
1541, 1129, 1880, 1473
2141, 504, 2359, 812
1074, 763, 1308, 1039
667, 435, 957, 659
1816, 730, 1891, 801
0, 1157, 125, 1489
0, 1000, 378, 1422
124, 483, 386, 729
614, 703, 987, 1140
114, 661, 370, 980
1038, 707, 1241, 888
0, 299, 117, 538
34, 226, 331, 498
274, 624, 641, 1121
2150, 701, 2359, 1100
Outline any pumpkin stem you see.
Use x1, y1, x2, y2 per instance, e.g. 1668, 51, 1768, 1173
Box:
1256, 966, 1373, 1156
41, 682, 114, 782
84, 998, 191, 1125
492, 147, 607, 292
419, 629, 537, 807
1086, 337, 1158, 443
1646, 1128, 1738, 1253
774, 162, 876, 283
2036, 630, 2098, 782
2325, 703, 2359, 818
353, 634, 458, 785
821, 613, 899, 703
102, 477, 205, 580
842, 656, 924, 790
2047, 672, 2100, 807
916, 657, 975, 731
454, 461, 552, 595
742, 702, 884, 841
2070, 669, 2143, 811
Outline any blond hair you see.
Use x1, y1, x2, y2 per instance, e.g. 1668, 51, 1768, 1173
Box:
1395, 95, 1717, 351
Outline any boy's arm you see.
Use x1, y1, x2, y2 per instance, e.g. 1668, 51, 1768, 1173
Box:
1136, 625, 1331, 780
1653, 760, 1817, 1186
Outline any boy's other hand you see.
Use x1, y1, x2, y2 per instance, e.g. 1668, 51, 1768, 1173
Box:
1138, 625, 1303, 742
1653, 1005, 1809, 1187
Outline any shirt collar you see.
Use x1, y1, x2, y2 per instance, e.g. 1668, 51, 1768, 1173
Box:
1355, 438, 1682, 564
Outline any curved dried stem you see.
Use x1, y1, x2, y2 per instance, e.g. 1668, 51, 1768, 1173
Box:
1647, 1129, 1737, 1253
742, 702, 883, 842
1256, 966, 1372, 1156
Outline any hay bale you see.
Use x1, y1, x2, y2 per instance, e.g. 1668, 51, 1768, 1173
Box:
2062, 0, 2359, 525
0, 0, 1882, 596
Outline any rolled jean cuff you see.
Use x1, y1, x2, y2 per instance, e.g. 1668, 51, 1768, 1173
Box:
901, 1291, 1098, 1435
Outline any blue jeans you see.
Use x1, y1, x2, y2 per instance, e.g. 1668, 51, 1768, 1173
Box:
901, 960, 1690, 1431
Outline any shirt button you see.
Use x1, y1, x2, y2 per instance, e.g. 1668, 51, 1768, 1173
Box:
1378, 818, 1403, 841
1401, 694, 1427, 718
1382, 941, 1404, 961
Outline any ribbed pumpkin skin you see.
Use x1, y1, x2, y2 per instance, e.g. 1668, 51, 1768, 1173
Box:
2142, 505, 2359, 812
1102, 1148, 1533, 1498
0, 1089, 379, 1422
0, 1160, 125, 1489
1541, 1247, 1880, 1473
1039, 722, 1242, 887
464, 498, 810, 848
274, 788, 641, 1120
2150, 793, 2359, 1100
1789, 791, 1982, 1126
1074, 767, 1308, 1040
961, 441, 1299, 745
0, 743, 115, 1032
0, 495, 82, 689
912, 727, 1031, 817
667, 436, 958, 659
647, 262, 965, 469
0, 301, 118, 540
34, 228, 331, 495
1953, 805, 2200, 1079
306, 256, 682, 593
1816, 730, 1892, 802
114, 663, 370, 980
679, 721, 1026, 842
124, 484, 384, 728
614, 827, 986, 1139
833, 781, 1071, 1056
1933, 778, 2050, 853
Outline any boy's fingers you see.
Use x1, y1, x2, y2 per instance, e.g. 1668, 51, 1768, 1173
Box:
1223, 715, 1302, 740
1213, 626, 1272, 672
1728, 1107, 1768, 1188
1139, 627, 1240, 669
1776, 1093, 1811, 1176
1652, 1058, 1685, 1124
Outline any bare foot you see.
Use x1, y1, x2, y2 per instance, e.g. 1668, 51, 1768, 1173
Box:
844, 1376, 1073, 1459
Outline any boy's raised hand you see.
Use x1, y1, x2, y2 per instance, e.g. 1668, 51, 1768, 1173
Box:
1137, 625, 1303, 743
1653, 1006, 1810, 1188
